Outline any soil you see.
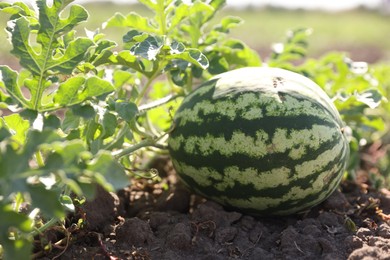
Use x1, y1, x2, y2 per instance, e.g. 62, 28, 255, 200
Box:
36, 156, 390, 260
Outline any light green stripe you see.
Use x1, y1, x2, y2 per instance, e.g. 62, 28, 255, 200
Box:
171, 158, 223, 187
294, 138, 344, 178
169, 124, 339, 160
215, 166, 291, 191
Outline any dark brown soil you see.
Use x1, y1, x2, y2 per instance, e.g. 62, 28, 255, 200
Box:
36, 157, 390, 260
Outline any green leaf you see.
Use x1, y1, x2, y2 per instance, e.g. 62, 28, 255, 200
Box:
54, 76, 115, 106
131, 35, 164, 60
101, 112, 117, 139
112, 70, 134, 89
90, 39, 117, 66
170, 3, 191, 30
0, 205, 33, 260
170, 69, 188, 86
43, 114, 61, 129
28, 185, 65, 218
0, 204, 33, 232
60, 194, 75, 212
3, 0, 94, 111
115, 101, 138, 122
208, 55, 229, 74
46, 38, 94, 74
213, 16, 243, 33
87, 151, 129, 191
8, 15, 92, 76
0, 66, 30, 108
53, 76, 85, 106
0, 1, 35, 19
3, 114, 30, 146
112, 51, 147, 75
168, 49, 209, 70
104, 12, 157, 34
213, 39, 261, 68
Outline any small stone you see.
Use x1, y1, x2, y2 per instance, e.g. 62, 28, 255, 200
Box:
356, 227, 373, 239
344, 236, 364, 250
376, 223, 390, 238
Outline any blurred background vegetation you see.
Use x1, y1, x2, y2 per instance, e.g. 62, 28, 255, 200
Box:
0, 2, 389, 68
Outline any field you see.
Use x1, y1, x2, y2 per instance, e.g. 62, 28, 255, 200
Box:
1, 1, 390, 259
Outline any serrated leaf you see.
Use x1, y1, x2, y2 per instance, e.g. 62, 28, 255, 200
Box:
210, 0, 226, 10
54, 76, 115, 107
217, 39, 261, 68
213, 16, 243, 33
46, 37, 94, 74
36, 0, 89, 46
0, 66, 30, 108
90, 39, 117, 66
168, 49, 209, 70
170, 3, 190, 29
170, 41, 186, 54
112, 51, 147, 75
4, 0, 95, 111
189, 1, 215, 23
53, 76, 85, 106
0, 1, 35, 18
131, 35, 164, 60
104, 12, 157, 34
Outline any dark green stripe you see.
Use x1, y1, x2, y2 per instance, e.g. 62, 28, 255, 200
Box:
169, 125, 343, 174
170, 115, 338, 158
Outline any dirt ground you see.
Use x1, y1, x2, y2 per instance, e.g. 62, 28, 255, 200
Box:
35, 156, 390, 260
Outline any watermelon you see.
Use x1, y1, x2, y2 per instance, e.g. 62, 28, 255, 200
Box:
168, 67, 349, 216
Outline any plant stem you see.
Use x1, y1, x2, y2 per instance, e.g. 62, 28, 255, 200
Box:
104, 123, 129, 151
157, 0, 167, 35
135, 70, 160, 105
113, 138, 156, 159
30, 217, 60, 237
113, 130, 168, 159
35, 151, 45, 167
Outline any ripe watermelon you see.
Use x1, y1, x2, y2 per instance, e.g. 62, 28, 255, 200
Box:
168, 67, 349, 216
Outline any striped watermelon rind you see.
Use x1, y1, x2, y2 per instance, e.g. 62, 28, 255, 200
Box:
168, 67, 349, 216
